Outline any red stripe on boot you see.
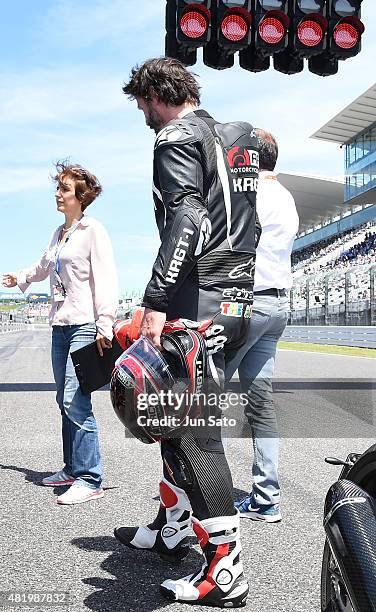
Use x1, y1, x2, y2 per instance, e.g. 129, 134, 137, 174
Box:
197, 543, 230, 599
159, 480, 178, 508
197, 575, 217, 598
192, 521, 209, 548
208, 543, 230, 580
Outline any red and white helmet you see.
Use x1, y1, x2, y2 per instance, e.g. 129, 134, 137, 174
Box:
110, 326, 209, 444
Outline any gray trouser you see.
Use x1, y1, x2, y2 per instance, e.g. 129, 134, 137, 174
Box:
225, 294, 289, 506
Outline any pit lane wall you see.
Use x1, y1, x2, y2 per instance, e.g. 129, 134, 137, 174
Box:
282, 325, 376, 349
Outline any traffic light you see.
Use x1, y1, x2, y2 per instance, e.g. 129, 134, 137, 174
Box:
327, 0, 364, 59
164, 0, 365, 75
275, 0, 327, 75
308, 0, 364, 76
292, 0, 328, 57
216, 0, 252, 51
176, 1, 212, 46
166, 1, 212, 66
204, 1, 252, 69
240, 0, 289, 72
255, 1, 289, 53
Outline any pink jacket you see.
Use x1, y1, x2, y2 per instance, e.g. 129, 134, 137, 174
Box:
17, 216, 118, 339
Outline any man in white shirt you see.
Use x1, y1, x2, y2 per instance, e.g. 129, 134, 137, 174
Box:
226, 129, 299, 522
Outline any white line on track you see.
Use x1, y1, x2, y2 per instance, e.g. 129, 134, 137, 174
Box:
278, 348, 376, 359
0, 346, 47, 349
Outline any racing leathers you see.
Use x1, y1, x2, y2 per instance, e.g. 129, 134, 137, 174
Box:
115, 110, 260, 608
143, 109, 260, 324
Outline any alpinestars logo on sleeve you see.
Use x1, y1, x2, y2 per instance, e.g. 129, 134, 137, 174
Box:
228, 258, 255, 280
155, 123, 194, 148
194, 218, 212, 256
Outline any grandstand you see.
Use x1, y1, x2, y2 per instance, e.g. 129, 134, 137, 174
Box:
290, 220, 375, 325
280, 83, 376, 328
292, 221, 376, 278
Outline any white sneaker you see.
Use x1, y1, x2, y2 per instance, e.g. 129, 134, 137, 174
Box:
41, 470, 75, 487
57, 483, 104, 505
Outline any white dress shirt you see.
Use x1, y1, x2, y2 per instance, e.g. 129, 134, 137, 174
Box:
17, 215, 118, 339
254, 171, 299, 291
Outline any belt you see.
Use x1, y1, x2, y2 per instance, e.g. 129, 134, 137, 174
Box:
254, 288, 287, 297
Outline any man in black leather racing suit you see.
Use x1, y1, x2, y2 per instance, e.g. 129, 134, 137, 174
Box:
115, 57, 260, 608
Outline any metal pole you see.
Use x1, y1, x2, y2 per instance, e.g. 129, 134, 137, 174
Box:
345, 270, 350, 326
370, 265, 376, 326
324, 272, 329, 325
305, 277, 310, 326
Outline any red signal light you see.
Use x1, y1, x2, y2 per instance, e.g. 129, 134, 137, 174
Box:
259, 17, 286, 45
298, 19, 324, 47
221, 14, 249, 42
333, 22, 359, 49
180, 10, 208, 39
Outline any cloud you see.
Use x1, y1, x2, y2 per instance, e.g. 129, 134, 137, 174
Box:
0, 69, 155, 195
0, 167, 49, 195
1, 0, 375, 293
0, 125, 154, 195
0, 68, 127, 125
38, 0, 163, 50
112, 233, 159, 255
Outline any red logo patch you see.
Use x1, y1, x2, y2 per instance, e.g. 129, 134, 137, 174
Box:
226, 146, 251, 169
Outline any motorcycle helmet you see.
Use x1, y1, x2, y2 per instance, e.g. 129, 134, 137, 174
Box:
110, 328, 209, 443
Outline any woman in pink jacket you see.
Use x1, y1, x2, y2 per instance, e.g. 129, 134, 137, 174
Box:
3, 162, 118, 505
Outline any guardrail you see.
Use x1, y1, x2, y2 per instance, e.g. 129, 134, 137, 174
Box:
0, 321, 26, 334
282, 325, 376, 350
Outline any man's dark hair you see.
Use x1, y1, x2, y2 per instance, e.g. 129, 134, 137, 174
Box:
122, 57, 201, 106
256, 128, 278, 171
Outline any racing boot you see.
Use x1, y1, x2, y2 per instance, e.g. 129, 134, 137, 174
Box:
160, 511, 249, 608
114, 478, 192, 563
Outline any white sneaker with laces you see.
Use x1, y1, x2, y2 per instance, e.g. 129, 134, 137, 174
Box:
57, 483, 104, 505
41, 470, 75, 487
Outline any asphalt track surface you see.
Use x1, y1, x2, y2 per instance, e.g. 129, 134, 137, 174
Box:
1, 328, 375, 612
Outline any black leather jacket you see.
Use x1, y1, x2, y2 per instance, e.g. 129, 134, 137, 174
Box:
142, 110, 260, 313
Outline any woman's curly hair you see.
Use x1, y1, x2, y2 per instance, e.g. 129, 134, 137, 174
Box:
53, 161, 102, 211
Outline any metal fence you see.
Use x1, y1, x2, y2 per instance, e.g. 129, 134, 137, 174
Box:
290, 264, 376, 326
282, 325, 376, 349
0, 311, 27, 334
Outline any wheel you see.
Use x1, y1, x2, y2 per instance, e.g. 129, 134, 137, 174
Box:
321, 540, 354, 612
320, 446, 376, 612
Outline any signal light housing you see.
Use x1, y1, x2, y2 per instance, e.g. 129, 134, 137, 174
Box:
308, 51, 338, 76
165, 0, 365, 75
221, 12, 249, 42
259, 16, 286, 45
330, 16, 364, 56
205, 1, 252, 70
297, 18, 324, 46
180, 10, 208, 39
254, 2, 289, 56
294, 13, 328, 56
258, 10, 289, 48
334, 21, 358, 48
176, 1, 211, 47
327, 0, 365, 59
217, 2, 252, 51
165, 0, 198, 65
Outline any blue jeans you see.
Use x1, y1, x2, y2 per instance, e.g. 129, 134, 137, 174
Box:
51, 323, 102, 489
226, 295, 289, 506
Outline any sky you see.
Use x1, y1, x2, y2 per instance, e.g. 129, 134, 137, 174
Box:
0, 0, 375, 296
